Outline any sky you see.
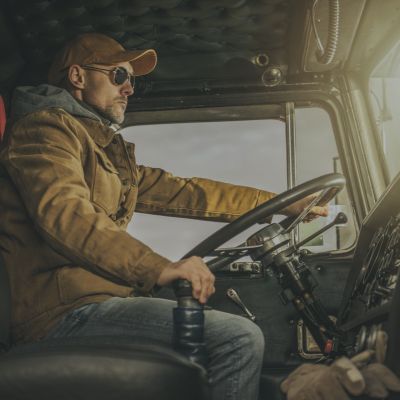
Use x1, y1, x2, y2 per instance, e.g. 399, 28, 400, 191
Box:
121, 108, 347, 261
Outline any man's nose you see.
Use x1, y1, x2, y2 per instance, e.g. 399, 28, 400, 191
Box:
121, 80, 134, 96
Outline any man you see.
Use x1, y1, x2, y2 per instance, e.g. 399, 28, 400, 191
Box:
0, 33, 327, 400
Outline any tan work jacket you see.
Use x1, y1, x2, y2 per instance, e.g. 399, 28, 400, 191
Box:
0, 108, 275, 344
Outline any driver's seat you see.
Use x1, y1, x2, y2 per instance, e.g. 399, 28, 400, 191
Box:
0, 94, 209, 399
0, 256, 210, 399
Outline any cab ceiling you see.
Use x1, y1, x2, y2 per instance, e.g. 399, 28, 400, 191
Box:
1, 0, 294, 90
0, 0, 366, 98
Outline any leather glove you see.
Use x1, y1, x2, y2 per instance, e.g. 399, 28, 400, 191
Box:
361, 363, 400, 398
281, 356, 366, 400
353, 331, 400, 399
281, 344, 400, 400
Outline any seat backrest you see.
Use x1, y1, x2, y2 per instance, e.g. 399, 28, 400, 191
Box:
0, 95, 6, 141
0, 252, 10, 351
0, 95, 10, 350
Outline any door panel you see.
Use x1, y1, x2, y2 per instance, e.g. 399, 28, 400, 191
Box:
208, 257, 351, 368
156, 255, 351, 399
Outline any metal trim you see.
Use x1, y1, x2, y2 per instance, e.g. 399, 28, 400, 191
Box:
285, 102, 296, 190
124, 83, 369, 227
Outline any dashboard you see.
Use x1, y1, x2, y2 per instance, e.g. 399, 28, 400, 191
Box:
338, 172, 400, 372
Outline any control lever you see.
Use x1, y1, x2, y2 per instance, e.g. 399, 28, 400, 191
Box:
226, 288, 256, 322
268, 213, 348, 353
285, 212, 348, 256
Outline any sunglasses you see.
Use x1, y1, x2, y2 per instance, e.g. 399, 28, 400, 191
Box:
81, 65, 135, 87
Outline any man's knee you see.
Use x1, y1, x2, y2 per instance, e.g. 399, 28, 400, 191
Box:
206, 311, 265, 360
232, 317, 265, 359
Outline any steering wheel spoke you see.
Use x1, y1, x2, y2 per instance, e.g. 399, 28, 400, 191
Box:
282, 188, 326, 233
209, 244, 264, 258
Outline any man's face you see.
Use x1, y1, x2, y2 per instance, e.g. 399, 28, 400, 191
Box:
81, 61, 134, 124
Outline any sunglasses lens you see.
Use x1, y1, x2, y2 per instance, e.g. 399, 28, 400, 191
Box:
114, 68, 129, 85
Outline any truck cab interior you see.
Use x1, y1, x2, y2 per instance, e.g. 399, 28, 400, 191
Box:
1, 0, 400, 399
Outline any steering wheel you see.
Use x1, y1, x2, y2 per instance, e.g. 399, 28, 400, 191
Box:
173, 173, 346, 365
183, 172, 345, 261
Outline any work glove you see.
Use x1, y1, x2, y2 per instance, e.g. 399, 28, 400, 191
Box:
353, 331, 400, 399
281, 331, 400, 400
360, 362, 400, 398
281, 356, 366, 400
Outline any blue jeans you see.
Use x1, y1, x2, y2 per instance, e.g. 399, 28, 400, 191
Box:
45, 297, 264, 400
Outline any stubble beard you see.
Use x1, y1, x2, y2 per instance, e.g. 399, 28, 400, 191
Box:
103, 104, 125, 124
90, 103, 125, 125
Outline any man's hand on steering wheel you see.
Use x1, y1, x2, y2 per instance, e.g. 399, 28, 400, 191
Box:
281, 193, 329, 221
157, 257, 216, 303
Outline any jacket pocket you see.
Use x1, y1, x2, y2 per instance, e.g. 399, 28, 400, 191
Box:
92, 149, 122, 215
56, 266, 133, 305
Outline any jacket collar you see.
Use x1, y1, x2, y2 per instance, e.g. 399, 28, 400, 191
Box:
77, 116, 118, 148
75, 100, 120, 148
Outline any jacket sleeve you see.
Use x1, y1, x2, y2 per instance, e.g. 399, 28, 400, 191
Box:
135, 165, 276, 222
3, 111, 171, 292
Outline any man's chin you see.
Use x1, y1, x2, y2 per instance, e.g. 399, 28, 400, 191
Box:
110, 105, 126, 124
103, 108, 125, 124
110, 113, 124, 124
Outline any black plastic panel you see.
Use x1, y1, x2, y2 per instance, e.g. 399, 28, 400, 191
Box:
1, 0, 292, 88
157, 255, 351, 370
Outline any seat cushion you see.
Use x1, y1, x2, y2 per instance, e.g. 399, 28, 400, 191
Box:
0, 336, 210, 400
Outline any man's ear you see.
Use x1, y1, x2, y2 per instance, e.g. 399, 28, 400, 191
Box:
68, 65, 86, 89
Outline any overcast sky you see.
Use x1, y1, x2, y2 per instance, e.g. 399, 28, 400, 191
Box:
122, 108, 340, 260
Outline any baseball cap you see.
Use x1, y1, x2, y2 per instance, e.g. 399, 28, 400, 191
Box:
48, 33, 157, 85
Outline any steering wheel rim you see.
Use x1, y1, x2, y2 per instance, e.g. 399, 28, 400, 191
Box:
182, 173, 346, 260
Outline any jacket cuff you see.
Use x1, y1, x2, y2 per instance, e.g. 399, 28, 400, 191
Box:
255, 190, 277, 223
132, 251, 172, 294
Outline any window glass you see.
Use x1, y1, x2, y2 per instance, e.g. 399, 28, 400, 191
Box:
369, 41, 400, 180
122, 120, 286, 261
122, 109, 356, 260
295, 108, 357, 251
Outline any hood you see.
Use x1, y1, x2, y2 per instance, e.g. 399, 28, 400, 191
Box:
11, 84, 104, 123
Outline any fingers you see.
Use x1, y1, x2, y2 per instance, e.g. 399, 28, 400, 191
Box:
350, 350, 374, 367
281, 194, 329, 219
375, 330, 388, 363
156, 257, 215, 301
282, 354, 400, 400
281, 364, 353, 400
190, 274, 202, 301
333, 357, 366, 396
198, 273, 215, 303
181, 256, 215, 303
363, 364, 400, 397
311, 205, 329, 217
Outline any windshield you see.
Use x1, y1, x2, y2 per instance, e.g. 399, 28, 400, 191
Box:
369, 41, 400, 180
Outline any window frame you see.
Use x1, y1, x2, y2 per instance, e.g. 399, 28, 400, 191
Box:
122, 90, 361, 256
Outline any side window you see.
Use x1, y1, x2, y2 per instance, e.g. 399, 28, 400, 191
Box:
122, 109, 356, 261
296, 108, 357, 251
369, 41, 400, 180
122, 120, 286, 261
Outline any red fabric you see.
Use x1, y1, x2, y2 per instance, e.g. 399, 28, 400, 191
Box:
0, 96, 6, 140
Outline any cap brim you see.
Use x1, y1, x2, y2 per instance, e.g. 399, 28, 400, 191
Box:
105, 49, 157, 76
